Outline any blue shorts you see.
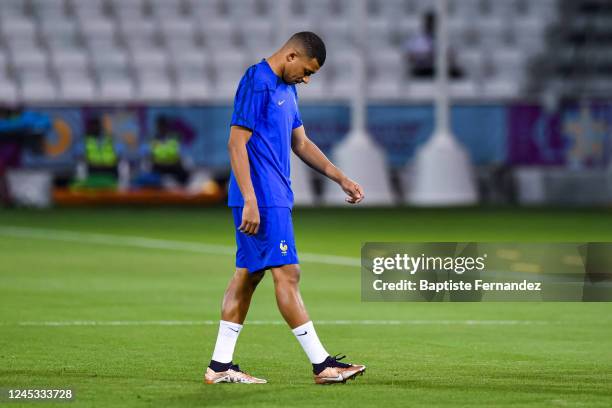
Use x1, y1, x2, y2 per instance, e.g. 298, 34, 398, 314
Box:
232, 207, 299, 273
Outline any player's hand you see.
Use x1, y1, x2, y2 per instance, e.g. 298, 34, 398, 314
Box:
339, 177, 364, 204
239, 201, 260, 235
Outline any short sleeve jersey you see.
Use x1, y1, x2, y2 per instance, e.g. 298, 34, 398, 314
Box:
228, 59, 303, 208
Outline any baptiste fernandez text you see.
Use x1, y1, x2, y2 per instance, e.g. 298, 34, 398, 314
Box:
373, 279, 542, 292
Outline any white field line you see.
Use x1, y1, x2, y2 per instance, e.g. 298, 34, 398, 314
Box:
1, 320, 552, 327
0, 225, 360, 267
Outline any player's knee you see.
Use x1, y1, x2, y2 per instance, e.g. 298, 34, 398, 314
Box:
272, 265, 301, 287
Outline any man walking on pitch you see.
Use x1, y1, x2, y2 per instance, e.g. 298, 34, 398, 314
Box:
205, 32, 366, 385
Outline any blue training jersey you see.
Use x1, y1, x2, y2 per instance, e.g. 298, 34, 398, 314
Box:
228, 59, 303, 208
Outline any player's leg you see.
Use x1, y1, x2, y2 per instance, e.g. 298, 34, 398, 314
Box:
221, 267, 265, 324
205, 268, 267, 384
270, 263, 309, 328
270, 264, 366, 384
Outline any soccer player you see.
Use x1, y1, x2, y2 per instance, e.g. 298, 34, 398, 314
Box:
205, 32, 366, 385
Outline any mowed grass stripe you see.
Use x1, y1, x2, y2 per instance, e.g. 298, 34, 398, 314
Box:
0, 225, 360, 267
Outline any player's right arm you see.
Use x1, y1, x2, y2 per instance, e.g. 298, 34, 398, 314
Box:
228, 125, 259, 235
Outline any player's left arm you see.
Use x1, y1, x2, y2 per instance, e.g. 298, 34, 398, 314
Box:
291, 125, 364, 204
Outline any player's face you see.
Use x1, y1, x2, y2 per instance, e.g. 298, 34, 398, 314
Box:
284, 53, 320, 85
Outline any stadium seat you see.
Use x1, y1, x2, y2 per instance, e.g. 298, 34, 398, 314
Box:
112, 0, 148, 20
448, 0, 479, 18
317, 19, 352, 49
512, 17, 547, 55
293, 0, 351, 21
448, 18, 473, 47
70, 0, 108, 18
80, 18, 118, 50
91, 48, 129, 68
211, 51, 249, 99
201, 20, 240, 49
365, 18, 393, 50
483, 0, 516, 19
32, 0, 68, 18
176, 75, 211, 101
238, 19, 274, 50
159, 19, 197, 50
80, 17, 115, 38
4, 36, 40, 61
121, 21, 160, 51
190, 0, 224, 20
160, 18, 196, 36
50, 49, 90, 72
367, 0, 407, 20
164, 35, 201, 53
282, 15, 320, 40
18, 76, 58, 102
289, 0, 318, 18
409, 0, 438, 15
0, 78, 19, 103
169, 49, 208, 71
150, 0, 185, 18
136, 70, 175, 101
295, 79, 325, 100
0, 0, 25, 17
491, 48, 525, 79
0, 51, 7, 73
39, 19, 81, 49
518, 0, 558, 20
246, 46, 276, 66
291, 0, 352, 18
327, 53, 359, 98
456, 48, 483, 79
84, 36, 119, 52
478, 18, 511, 48
395, 17, 421, 46
450, 80, 478, 99
254, 0, 274, 17
97, 74, 135, 102
367, 48, 405, 99
1, 17, 37, 43
479, 48, 525, 98
130, 49, 168, 71
91, 50, 130, 81
10, 49, 49, 72
407, 80, 436, 100
224, 0, 259, 19
58, 74, 97, 101
119, 18, 157, 38
482, 78, 520, 98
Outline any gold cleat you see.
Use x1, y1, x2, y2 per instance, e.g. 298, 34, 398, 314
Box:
205, 365, 267, 384
313, 355, 366, 385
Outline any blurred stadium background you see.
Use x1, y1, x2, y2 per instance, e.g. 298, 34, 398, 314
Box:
0, 0, 610, 207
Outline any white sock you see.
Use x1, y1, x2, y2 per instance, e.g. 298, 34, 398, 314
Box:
292, 321, 329, 364
211, 320, 243, 363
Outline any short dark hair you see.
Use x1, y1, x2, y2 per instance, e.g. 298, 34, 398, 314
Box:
289, 31, 326, 67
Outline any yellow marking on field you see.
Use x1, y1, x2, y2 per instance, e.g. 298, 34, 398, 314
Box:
562, 255, 583, 266
510, 262, 541, 274
496, 249, 521, 261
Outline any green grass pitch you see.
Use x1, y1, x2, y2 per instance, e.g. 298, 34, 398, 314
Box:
1, 207, 611, 407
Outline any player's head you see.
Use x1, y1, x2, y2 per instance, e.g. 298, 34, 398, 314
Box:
281, 31, 326, 85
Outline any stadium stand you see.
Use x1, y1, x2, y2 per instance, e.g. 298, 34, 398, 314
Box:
0, 0, 561, 103
528, 0, 612, 97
